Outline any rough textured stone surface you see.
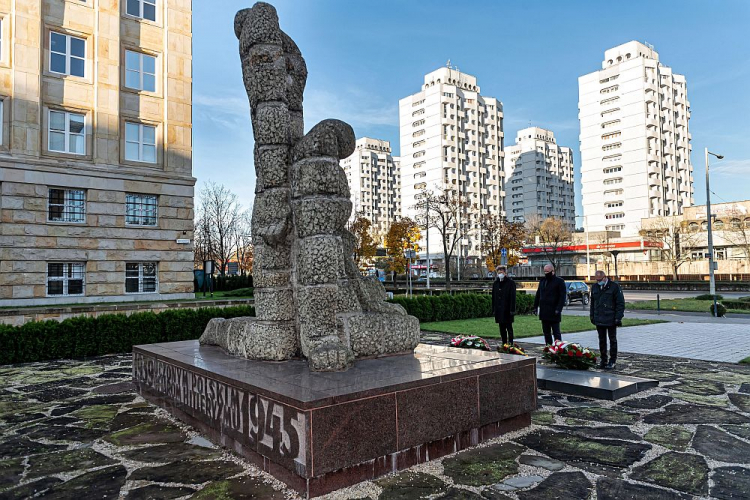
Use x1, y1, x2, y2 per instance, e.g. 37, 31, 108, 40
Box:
630, 452, 709, 495
126, 485, 197, 500
644, 426, 693, 451
129, 460, 244, 484
644, 404, 750, 424
557, 406, 639, 425
620, 395, 672, 409
516, 472, 591, 500
711, 467, 750, 500
596, 478, 690, 500
692, 425, 750, 463
192, 477, 287, 499
442, 443, 524, 486
27, 448, 118, 478
376, 471, 447, 499
518, 454, 565, 471
199, 1, 420, 371
40, 465, 127, 499
517, 430, 650, 469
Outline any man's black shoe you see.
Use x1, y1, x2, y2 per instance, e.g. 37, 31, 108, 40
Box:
606, 361, 616, 370
598, 360, 607, 370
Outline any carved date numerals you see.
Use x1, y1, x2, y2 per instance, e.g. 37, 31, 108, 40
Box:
249, 395, 306, 467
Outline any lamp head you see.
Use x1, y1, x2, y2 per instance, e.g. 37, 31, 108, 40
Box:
716, 155, 724, 160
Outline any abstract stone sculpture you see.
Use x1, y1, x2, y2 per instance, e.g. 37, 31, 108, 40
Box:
200, 2, 420, 371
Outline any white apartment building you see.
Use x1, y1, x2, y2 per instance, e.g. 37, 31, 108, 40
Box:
579, 41, 693, 237
399, 66, 504, 261
340, 137, 401, 243
505, 127, 575, 227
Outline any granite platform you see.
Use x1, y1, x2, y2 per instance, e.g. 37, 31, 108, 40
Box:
133, 341, 537, 498
537, 366, 659, 400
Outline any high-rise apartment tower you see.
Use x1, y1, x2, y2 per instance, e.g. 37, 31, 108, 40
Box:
505, 127, 575, 227
399, 66, 504, 260
340, 137, 401, 243
579, 41, 693, 236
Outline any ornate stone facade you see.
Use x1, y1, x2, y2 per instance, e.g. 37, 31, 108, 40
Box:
199, 2, 419, 371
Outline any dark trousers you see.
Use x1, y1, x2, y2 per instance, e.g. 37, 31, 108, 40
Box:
542, 321, 562, 345
597, 325, 618, 363
498, 323, 514, 345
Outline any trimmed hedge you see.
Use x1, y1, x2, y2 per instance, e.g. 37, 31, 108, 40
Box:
389, 292, 534, 323
0, 305, 255, 366
722, 300, 750, 311
695, 294, 724, 301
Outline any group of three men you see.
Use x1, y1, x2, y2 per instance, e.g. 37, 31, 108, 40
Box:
491, 264, 625, 370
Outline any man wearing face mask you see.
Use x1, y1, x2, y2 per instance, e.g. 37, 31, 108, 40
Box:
533, 264, 567, 345
491, 266, 517, 345
590, 270, 625, 370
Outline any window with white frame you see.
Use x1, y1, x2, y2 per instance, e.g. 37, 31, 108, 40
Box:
49, 110, 85, 154
47, 262, 85, 296
50, 32, 85, 77
126, 262, 158, 293
126, 193, 157, 225
127, 0, 157, 21
125, 122, 156, 163
48, 188, 85, 222
125, 50, 156, 92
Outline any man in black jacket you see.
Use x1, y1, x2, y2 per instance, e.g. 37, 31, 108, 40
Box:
491, 266, 517, 345
533, 264, 567, 345
590, 270, 625, 370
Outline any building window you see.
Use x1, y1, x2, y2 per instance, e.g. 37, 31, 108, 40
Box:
605, 212, 625, 219
126, 262, 158, 293
48, 188, 85, 222
126, 0, 156, 21
47, 263, 85, 296
603, 166, 622, 174
126, 193, 157, 225
125, 50, 156, 92
603, 178, 623, 186
125, 122, 156, 163
50, 32, 85, 77
49, 110, 85, 155
602, 143, 621, 151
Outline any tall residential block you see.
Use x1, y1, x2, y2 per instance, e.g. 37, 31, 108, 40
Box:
340, 137, 401, 242
399, 66, 504, 259
505, 127, 575, 227
0, 0, 194, 306
579, 41, 693, 236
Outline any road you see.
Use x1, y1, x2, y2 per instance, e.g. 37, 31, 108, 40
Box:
620, 290, 747, 302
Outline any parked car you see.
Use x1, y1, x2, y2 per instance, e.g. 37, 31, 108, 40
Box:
565, 281, 590, 306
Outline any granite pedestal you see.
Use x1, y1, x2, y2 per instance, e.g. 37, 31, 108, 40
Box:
133, 342, 536, 498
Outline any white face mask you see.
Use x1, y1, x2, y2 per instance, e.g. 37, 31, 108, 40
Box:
497, 273, 505, 280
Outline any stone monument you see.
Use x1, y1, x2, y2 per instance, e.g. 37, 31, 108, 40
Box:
134, 4, 537, 497
198, 2, 420, 372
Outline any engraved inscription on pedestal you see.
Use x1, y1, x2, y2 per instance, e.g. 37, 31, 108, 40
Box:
134, 351, 309, 475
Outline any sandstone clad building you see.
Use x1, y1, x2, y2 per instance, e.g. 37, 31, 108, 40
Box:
0, 0, 194, 306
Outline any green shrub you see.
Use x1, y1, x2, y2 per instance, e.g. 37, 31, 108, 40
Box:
1, 305, 257, 366
388, 293, 528, 323
722, 300, 750, 311
710, 303, 727, 317
739, 296, 750, 303
222, 287, 254, 297
695, 294, 724, 301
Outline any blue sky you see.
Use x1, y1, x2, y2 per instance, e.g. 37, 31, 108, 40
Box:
193, 0, 750, 216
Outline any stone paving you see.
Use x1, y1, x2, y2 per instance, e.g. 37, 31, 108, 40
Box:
523, 321, 750, 363
0, 336, 749, 499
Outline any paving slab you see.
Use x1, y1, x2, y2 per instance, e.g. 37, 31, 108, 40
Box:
537, 366, 658, 400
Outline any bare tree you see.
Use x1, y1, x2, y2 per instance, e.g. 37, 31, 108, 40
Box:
196, 181, 242, 276
414, 189, 475, 290
640, 215, 700, 280
232, 208, 254, 275
527, 216, 573, 271
479, 213, 526, 270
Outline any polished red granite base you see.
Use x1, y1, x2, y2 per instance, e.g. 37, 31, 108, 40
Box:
133, 341, 536, 498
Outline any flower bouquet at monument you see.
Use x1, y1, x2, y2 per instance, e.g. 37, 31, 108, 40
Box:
498, 343, 527, 356
542, 340, 597, 370
450, 336, 491, 351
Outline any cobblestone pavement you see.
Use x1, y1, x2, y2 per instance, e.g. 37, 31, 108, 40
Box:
1, 336, 749, 499
522, 321, 750, 363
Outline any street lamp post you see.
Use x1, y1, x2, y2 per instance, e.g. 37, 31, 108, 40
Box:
575, 215, 591, 281
705, 148, 724, 316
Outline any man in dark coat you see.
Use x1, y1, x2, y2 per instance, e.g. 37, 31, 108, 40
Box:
533, 264, 567, 345
590, 270, 625, 370
491, 266, 517, 345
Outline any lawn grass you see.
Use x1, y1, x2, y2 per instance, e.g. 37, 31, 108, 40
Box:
626, 298, 750, 314
420, 315, 664, 339
193, 290, 254, 300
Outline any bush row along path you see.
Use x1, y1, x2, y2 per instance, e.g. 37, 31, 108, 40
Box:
0, 334, 748, 499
